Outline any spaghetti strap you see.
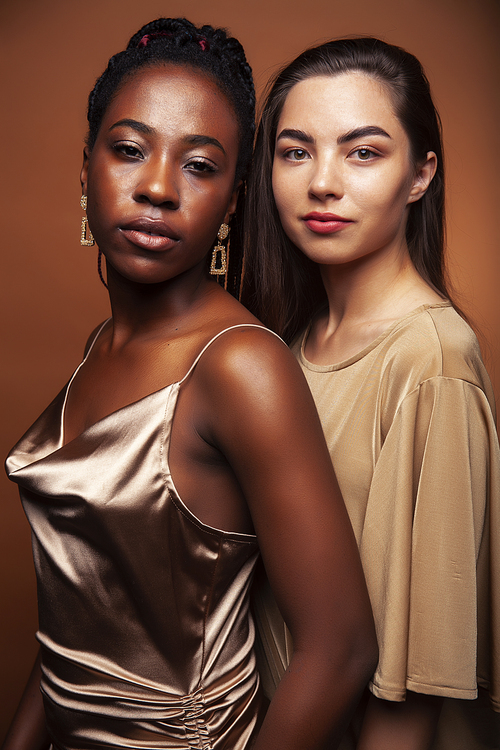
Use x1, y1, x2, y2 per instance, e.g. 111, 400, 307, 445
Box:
59, 318, 111, 446
179, 324, 284, 385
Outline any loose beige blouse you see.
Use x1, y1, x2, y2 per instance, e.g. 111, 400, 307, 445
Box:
253, 302, 500, 747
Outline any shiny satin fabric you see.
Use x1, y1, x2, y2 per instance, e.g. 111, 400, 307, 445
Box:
6, 326, 269, 749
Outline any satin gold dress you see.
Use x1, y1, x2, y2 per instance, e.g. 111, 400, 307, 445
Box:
6, 324, 270, 750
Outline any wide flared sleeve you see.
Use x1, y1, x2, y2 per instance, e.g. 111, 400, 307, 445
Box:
362, 375, 500, 708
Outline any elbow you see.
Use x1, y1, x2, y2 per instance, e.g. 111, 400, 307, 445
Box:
300, 614, 378, 697
318, 610, 378, 696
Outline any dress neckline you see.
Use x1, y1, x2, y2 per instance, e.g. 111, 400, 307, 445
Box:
298, 302, 452, 373
59, 321, 276, 448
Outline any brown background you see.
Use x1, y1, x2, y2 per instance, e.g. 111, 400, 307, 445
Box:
0, 0, 498, 735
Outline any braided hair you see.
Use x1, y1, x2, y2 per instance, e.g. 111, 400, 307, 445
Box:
87, 18, 255, 183
86, 18, 255, 296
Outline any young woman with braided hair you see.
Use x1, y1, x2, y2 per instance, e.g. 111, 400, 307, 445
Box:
244, 37, 500, 750
4, 18, 377, 750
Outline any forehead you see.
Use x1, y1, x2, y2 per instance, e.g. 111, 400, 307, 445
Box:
102, 64, 239, 140
279, 72, 401, 133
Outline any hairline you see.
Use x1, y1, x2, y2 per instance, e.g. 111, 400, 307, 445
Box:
267, 68, 420, 165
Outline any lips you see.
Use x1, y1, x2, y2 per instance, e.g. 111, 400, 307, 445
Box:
303, 212, 353, 235
120, 217, 180, 251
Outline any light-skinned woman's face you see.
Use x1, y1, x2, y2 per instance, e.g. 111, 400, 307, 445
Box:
272, 72, 435, 269
81, 64, 240, 286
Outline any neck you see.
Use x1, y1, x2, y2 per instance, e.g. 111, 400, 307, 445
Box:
319, 243, 439, 332
103, 260, 216, 345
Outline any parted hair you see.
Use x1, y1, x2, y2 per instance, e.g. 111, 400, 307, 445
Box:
86, 18, 255, 297
243, 37, 453, 342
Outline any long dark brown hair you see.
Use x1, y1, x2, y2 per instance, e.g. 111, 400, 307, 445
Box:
243, 37, 456, 342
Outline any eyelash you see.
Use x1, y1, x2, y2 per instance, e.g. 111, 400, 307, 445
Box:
351, 147, 377, 161
282, 146, 379, 162
185, 159, 217, 173
112, 145, 217, 174
114, 143, 143, 158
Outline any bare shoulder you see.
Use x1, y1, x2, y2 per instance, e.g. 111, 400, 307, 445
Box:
190, 285, 291, 372
196, 323, 301, 389
190, 323, 318, 429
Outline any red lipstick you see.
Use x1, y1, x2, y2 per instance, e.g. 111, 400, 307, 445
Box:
120, 218, 180, 251
303, 212, 353, 235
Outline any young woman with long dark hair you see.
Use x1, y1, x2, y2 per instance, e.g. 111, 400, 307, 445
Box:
245, 37, 500, 750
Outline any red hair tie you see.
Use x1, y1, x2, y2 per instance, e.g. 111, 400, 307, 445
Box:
137, 31, 171, 48
137, 31, 209, 51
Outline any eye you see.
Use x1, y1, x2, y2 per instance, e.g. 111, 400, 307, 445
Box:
352, 147, 376, 161
114, 142, 143, 159
285, 148, 309, 162
185, 159, 217, 174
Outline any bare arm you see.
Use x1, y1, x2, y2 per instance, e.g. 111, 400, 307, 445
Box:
197, 330, 378, 749
356, 691, 443, 750
2, 651, 50, 750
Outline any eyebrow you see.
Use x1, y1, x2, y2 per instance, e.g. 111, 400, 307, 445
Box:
276, 128, 314, 144
276, 125, 391, 145
108, 121, 226, 154
109, 118, 154, 135
337, 126, 391, 144
184, 134, 226, 154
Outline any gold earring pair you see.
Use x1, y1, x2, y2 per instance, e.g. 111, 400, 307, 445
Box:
210, 223, 229, 277
80, 195, 95, 246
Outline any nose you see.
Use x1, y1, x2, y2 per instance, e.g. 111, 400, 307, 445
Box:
308, 154, 344, 201
134, 156, 180, 208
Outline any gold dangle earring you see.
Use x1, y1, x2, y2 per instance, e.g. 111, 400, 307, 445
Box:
80, 195, 95, 246
210, 223, 229, 280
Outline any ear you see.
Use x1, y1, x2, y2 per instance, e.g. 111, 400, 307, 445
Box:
80, 146, 91, 194
224, 181, 242, 223
407, 151, 437, 204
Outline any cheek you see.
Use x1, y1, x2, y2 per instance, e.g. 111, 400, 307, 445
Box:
381, 178, 416, 221
87, 162, 114, 209
271, 164, 281, 205
353, 168, 414, 218
272, 164, 294, 222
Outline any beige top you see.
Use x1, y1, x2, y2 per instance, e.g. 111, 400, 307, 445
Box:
292, 303, 500, 709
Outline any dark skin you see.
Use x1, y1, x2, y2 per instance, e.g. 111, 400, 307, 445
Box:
356, 692, 443, 750
4, 64, 377, 750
